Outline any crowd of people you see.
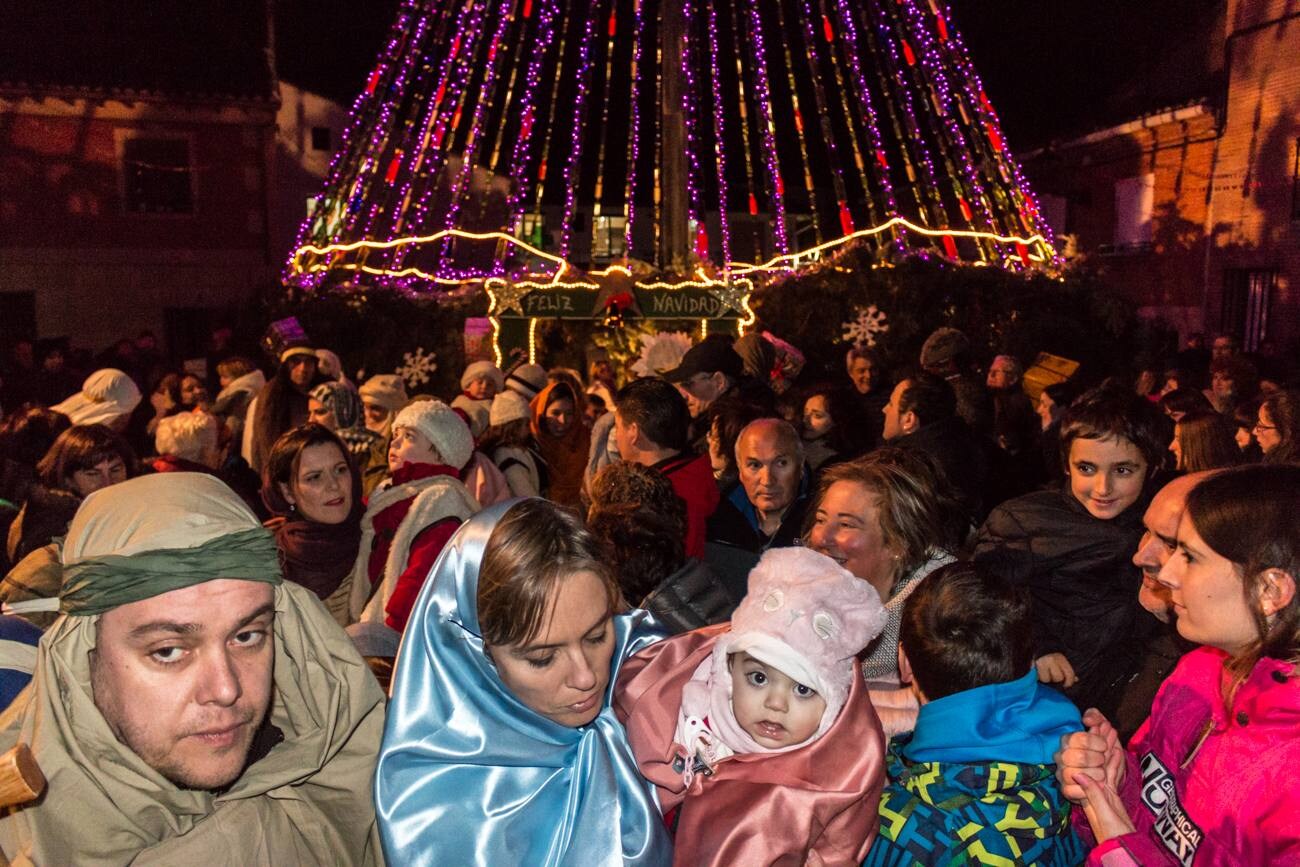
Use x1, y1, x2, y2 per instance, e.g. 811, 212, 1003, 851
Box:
0, 318, 1296, 866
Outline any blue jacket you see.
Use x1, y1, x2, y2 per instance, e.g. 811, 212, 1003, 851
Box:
864, 669, 1086, 866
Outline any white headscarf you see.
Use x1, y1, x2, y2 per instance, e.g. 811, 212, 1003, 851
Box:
51, 369, 141, 427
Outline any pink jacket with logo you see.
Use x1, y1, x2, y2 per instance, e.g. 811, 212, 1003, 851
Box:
1085, 647, 1300, 866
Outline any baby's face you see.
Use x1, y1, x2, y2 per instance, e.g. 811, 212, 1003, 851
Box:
465, 376, 496, 400
728, 652, 826, 749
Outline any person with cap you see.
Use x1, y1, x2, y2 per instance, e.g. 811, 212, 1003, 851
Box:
663, 336, 747, 423
357, 373, 408, 440
451, 361, 505, 440
241, 330, 323, 475
502, 362, 548, 403
613, 546, 888, 866
920, 326, 992, 436
314, 348, 353, 389
345, 399, 480, 657
0, 473, 386, 865
50, 368, 142, 433
447, 403, 514, 510
479, 391, 543, 498
664, 336, 776, 455
309, 381, 387, 496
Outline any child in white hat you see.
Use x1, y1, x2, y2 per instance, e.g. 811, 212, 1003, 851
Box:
478, 391, 543, 498
451, 361, 504, 439
346, 400, 480, 654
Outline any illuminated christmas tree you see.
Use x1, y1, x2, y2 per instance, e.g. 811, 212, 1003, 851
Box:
285, 0, 1056, 299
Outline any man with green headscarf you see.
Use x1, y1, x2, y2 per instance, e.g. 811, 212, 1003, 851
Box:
0, 473, 387, 865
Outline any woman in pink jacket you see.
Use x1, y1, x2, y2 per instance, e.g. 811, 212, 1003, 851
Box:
1056, 463, 1300, 865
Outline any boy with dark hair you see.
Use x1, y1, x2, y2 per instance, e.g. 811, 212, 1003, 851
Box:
864, 562, 1085, 867
974, 384, 1168, 726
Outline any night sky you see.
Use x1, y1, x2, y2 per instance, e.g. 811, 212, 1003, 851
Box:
274, 0, 1223, 150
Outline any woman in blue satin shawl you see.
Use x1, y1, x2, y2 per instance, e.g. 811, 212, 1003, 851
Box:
375, 498, 673, 866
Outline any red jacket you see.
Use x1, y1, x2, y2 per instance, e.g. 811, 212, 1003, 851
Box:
366, 462, 463, 633
653, 453, 720, 560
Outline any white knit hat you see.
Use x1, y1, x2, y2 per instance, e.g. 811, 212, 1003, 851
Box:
461, 361, 505, 392
489, 391, 531, 427
504, 364, 548, 401
392, 399, 473, 470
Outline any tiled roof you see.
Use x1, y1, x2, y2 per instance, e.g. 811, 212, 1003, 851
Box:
0, 0, 275, 101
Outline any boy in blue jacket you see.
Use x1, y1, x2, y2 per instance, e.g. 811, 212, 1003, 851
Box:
864, 562, 1085, 867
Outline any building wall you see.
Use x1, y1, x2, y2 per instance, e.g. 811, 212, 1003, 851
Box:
1206, 0, 1300, 350
272, 82, 349, 262
0, 95, 277, 351
1022, 108, 1218, 334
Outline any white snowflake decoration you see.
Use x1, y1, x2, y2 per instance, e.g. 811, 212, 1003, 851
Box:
841, 305, 890, 347
396, 347, 438, 388
632, 331, 694, 378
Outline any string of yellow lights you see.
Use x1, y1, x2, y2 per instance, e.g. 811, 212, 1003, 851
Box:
288, 219, 1055, 288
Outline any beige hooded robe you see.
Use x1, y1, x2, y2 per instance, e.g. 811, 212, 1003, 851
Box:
0, 580, 387, 866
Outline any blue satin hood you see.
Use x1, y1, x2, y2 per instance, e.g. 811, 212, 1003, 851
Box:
375, 499, 673, 867
903, 669, 1083, 766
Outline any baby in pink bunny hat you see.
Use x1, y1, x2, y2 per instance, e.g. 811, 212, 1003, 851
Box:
615, 547, 890, 866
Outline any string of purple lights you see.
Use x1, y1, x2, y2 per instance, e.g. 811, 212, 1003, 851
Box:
287, 0, 1060, 291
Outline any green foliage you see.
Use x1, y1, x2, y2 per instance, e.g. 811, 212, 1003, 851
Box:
751, 251, 1142, 382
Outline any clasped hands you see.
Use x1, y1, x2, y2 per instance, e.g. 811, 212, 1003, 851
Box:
1053, 708, 1137, 844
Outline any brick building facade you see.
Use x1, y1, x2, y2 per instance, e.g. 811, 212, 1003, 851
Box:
1022, 0, 1300, 352
0, 2, 280, 357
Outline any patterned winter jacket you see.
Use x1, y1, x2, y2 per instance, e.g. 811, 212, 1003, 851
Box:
864, 669, 1086, 867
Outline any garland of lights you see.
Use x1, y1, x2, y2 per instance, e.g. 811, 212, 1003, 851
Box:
286, 0, 1063, 302
771, 0, 827, 244
622, 0, 647, 258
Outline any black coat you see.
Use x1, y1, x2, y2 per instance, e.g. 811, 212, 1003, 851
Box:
705, 479, 811, 602
973, 489, 1154, 719
640, 558, 736, 635
894, 416, 992, 522
6, 483, 80, 566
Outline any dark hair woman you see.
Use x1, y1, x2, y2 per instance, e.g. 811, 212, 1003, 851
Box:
1, 424, 136, 626
1256, 389, 1299, 464
1057, 464, 1300, 862
244, 346, 322, 474
375, 498, 671, 866
798, 383, 866, 473
1168, 410, 1242, 473
261, 424, 363, 625
12, 424, 136, 560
